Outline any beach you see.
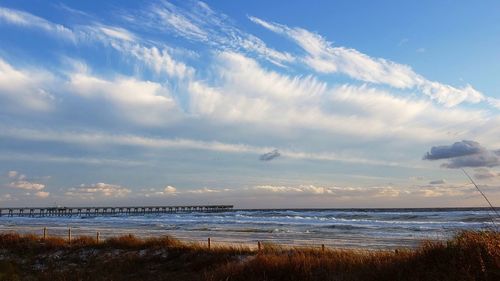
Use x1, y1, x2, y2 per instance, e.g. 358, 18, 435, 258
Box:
0, 208, 497, 249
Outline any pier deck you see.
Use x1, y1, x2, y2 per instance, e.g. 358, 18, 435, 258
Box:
0, 205, 233, 217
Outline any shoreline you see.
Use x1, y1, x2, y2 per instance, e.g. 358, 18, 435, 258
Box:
0, 226, 431, 250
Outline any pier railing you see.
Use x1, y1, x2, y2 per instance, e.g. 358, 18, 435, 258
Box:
0, 205, 233, 217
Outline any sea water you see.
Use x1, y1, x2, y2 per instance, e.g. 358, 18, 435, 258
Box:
0, 208, 497, 249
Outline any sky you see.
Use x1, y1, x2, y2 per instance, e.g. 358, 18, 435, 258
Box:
0, 0, 499, 208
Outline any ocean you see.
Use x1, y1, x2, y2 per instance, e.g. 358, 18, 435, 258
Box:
0, 208, 498, 249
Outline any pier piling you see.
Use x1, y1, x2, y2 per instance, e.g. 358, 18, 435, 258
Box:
0, 205, 233, 217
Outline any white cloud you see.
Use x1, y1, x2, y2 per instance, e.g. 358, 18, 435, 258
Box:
254, 185, 333, 194
66, 183, 131, 199
98, 25, 136, 42
0, 6, 75, 40
487, 97, 500, 109
132, 1, 294, 66
187, 187, 224, 194
142, 185, 233, 197
0, 58, 55, 112
150, 1, 208, 41
0, 125, 408, 166
253, 184, 401, 198
249, 16, 487, 108
6, 170, 44, 190
0, 194, 15, 202
9, 180, 45, 191
417, 186, 466, 198
164, 185, 177, 193
0, 153, 146, 167
35, 191, 50, 198
67, 71, 180, 126
124, 44, 195, 79
0, 7, 194, 82
148, 185, 178, 196
189, 52, 491, 143
474, 168, 500, 181
252, 183, 480, 200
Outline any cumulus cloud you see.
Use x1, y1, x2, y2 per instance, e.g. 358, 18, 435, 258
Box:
10, 181, 45, 191
7, 171, 19, 179
253, 185, 401, 198
429, 179, 446, 185
6, 170, 45, 190
35, 191, 50, 198
423, 140, 484, 160
187, 187, 225, 194
473, 168, 500, 180
423, 140, 500, 168
442, 153, 500, 169
65, 183, 131, 199
141, 186, 232, 197
259, 149, 281, 161
416, 183, 469, 198
254, 185, 333, 195
146, 185, 178, 197
0, 194, 15, 202
4, 170, 49, 198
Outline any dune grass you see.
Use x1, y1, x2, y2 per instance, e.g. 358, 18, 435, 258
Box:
0, 230, 498, 280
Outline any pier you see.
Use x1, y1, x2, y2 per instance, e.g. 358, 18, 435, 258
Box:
0, 205, 233, 217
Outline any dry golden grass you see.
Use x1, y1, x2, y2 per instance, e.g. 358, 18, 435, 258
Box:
0, 230, 498, 281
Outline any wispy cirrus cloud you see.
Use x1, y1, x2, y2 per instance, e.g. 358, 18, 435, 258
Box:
0, 6, 195, 82
0, 6, 75, 40
0, 125, 405, 167
249, 16, 486, 108
128, 0, 294, 66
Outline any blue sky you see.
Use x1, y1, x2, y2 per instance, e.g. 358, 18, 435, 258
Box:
0, 0, 499, 208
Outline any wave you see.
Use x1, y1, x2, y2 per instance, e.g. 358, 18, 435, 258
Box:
323, 224, 370, 231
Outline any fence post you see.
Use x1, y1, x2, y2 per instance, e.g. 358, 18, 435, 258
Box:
96, 231, 100, 244
43, 227, 47, 240
68, 228, 71, 244
322, 244, 325, 253
208, 237, 211, 250
258, 241, 261, 254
